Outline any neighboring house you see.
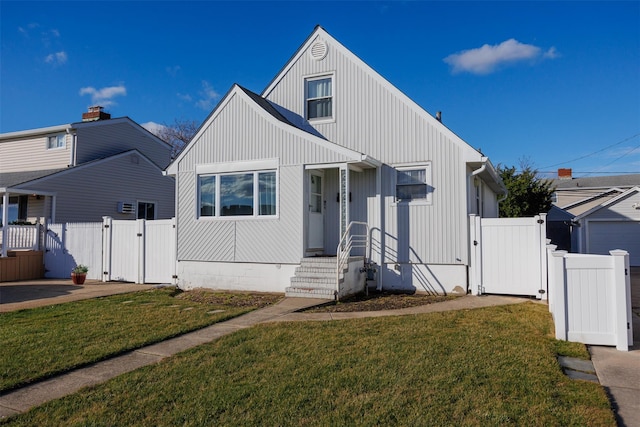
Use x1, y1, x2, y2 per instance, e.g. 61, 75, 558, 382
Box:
165, 26, 506, 298
571, 187, 640, 266
546, 169, 640, 254
0, 107, 175, 251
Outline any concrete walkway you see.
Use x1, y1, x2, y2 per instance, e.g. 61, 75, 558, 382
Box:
0, 289, 638, 424
0, 279, 156, 312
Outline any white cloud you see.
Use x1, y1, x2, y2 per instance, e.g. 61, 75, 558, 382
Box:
195, 80, 220, 111
79, 85, 127, 107
166, 65, 181, 77
141, 121, 167, 136
177, 93, 192, 102
44, 51, 67, 65
443, 39, 559, 75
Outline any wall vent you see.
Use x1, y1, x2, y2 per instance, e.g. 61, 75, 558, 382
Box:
309, 40, 328, 60
117, 202, 136, 214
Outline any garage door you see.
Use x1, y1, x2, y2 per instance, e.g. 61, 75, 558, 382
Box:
588, 221, 640, 266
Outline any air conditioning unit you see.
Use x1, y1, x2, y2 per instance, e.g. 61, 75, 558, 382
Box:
117, 202, 136, 214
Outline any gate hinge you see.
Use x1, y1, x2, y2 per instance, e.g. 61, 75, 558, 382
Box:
537, 219, 544, 224
625, 268, 628, 276
473, 240, 478, 246
172, 275, 178, 279
103, 271, 109, 275
104, 224, 109, 228
137, 233, 143, 237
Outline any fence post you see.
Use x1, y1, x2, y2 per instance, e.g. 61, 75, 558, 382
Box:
469, 215, 482, 295
546, 243, 557, 311
102, 217, 112, 282
550, 250, 568, 341
610, 250, 631, 351
135, 219, 145, 284
537, 214, 548, 300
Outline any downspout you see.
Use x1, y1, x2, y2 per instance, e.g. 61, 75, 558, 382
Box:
467, 161, 487, 295
68, 130, 77, 167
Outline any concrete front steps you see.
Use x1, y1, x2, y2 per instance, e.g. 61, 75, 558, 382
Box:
285, 257, 342, 300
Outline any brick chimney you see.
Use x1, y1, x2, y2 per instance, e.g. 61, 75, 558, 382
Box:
557, 168, 572, 180
82, 106, 111, 122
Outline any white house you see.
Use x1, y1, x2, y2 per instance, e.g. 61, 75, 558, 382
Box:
166, 26, 506, 299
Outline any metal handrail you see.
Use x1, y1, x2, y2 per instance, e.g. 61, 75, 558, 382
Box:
336, 221, 369, 296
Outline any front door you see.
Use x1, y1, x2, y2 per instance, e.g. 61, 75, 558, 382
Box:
308, 171, 324, 250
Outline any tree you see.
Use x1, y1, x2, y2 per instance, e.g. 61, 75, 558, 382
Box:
156, 119, 199, 158
498, 164, 554, 217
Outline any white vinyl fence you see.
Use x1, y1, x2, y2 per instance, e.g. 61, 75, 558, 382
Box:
548, 249, 633, 351
44, 217, 176, 284
45, 222, 103, 280
469, 214, 548, 298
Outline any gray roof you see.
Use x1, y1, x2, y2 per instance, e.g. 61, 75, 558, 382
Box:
551, 174, 640, 190
0, 169, 66, 189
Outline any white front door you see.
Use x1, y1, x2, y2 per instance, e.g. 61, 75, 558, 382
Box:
308, 171, 324, 250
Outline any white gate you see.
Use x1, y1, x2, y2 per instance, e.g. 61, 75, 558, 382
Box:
548, 250, 633, 351
469, 214, 548, 298
45, 218, 175, 284
102, 217, 176, 284
45, 223, 103, 280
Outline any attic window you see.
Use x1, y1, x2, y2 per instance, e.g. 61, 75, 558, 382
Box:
306, 75, 333, 120
309, 40, 328, 60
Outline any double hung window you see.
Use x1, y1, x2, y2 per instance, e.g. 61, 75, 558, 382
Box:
395, 164, 433, 203
47, 134, 66, 149
306, 76, 333, 120
199, 170, 277, 218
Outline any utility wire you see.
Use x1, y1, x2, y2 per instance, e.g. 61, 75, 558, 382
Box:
580, 142, 640, 177
541, 133, 640, 168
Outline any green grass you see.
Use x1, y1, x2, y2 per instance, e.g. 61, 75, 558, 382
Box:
0, 288, 275, 392
2, 303, 615, 426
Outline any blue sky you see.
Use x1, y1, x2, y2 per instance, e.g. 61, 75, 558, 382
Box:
1, 1, 639, 177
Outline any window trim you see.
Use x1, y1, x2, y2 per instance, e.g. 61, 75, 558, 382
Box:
197, 168, 279, 220
393, 162, 433, 205
304, 72, 335, 123
47, 134, 66, 150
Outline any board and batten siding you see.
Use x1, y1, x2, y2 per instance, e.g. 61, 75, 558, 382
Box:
263, 34, 481, 265
75, 120, 172, 169
0, 134, 71, 172
19, 152, 175, 223
175, 91, 356, 264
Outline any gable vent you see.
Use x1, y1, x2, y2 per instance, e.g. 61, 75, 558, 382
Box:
309, 40, 328, 61
117, 202, 136, 214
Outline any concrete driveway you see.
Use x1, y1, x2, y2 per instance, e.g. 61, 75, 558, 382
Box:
0, 279, 157, 312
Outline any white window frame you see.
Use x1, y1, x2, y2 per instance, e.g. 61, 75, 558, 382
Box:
304, 73, 335, 123
393, 162, 433, 205
47, 134, 66, 150
196, 160, 279, 220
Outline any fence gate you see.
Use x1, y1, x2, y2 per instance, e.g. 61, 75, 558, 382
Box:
470, 214, 548, 298
102, 217, 176, 284
45, 223, 103, 280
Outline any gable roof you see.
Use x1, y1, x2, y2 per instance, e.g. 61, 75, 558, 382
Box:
261, 26, 483, 162
574, 186, 640, 220
165, 84, 381, 175
552, 174, 640, 190
0, 169, 67, 194
3, 150, 169, 195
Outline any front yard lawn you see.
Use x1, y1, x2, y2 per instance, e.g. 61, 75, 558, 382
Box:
0, 288, 281, 392
2, 302, 615, 426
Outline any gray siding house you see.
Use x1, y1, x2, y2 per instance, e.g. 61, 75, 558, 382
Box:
0, 107, 175, 227
166, 26, 506, 298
